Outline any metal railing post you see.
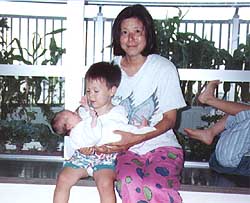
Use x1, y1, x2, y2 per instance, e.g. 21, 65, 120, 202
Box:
229, 7, 240, 101
93, 6, 104, 62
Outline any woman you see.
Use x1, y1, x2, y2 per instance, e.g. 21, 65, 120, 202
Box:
97, 4, 186, 203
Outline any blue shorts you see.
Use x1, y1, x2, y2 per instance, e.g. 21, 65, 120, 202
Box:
64, 150, 116, 176
209, 153, 250, 176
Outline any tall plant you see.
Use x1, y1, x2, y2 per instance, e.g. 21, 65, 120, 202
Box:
0, 17, 65, 152
154, 15, 233, 105
223, 34, 250, 102
0, 17, 66, 120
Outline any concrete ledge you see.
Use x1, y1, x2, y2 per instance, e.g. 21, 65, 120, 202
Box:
0, 159, 249, 195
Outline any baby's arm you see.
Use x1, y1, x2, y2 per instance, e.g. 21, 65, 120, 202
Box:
134, 116, 148, 128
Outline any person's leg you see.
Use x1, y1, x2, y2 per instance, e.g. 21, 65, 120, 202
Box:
142, 147, 183, 203
53, 167, 88, 203
115, 151, 144, 203
115, 148, 183, 203
199, 80, 250, 115
215, 110, 250, 169
209, 152, 250, 176
93, 169, 116, 203
184, 79, 250, 144
184, 115, 228, 145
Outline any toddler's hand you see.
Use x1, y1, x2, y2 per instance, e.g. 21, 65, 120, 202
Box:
80, 96, 90, 110
79, 147, 95, 155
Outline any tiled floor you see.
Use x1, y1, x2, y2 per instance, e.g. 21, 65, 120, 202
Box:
0, 160, 249, 193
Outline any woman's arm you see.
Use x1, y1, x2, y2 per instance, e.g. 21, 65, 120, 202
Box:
95, 109, 177, 153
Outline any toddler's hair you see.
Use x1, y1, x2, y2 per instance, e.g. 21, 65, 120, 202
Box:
85, 61, 121, 89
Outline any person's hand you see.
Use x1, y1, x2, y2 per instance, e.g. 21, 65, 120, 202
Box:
80, 96, 90, 110
95, 130, 142, 154
134, 116, 148, 128
94, 145, 113, 154
79, 147, 95, 155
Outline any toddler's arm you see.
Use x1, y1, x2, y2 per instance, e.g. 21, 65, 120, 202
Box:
80, 95, 98, 128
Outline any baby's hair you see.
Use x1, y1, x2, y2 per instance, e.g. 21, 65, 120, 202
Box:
85, 61, 121, 89
51, 110, 70, 135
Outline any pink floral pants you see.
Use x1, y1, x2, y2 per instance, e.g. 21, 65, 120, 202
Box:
115, 147, 183, 203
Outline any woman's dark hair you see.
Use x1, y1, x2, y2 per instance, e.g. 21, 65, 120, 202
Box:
112, 4, 157, 56
85, 61, 121, 89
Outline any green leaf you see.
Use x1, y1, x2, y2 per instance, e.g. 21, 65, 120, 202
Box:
45, 28, 66, 36
34, 49, 47, 63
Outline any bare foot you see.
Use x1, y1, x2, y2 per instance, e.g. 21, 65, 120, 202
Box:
184, 128, 215, 145
199, 80, 221, 104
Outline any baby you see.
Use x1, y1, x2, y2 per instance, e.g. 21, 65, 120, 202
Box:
51, 102, 155, 155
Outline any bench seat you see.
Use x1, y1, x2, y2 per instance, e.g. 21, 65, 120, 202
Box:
0, 159, 249, 194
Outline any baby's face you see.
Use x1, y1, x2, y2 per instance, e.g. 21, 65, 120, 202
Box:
66, 111, 81, 134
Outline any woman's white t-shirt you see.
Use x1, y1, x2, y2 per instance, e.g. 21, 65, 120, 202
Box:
112, 54, 186, 155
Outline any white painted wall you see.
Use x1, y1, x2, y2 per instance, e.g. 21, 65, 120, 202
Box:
0, 183, 249, 203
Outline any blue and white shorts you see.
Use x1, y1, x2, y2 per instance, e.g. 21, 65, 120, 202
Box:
64, 150, 116, 176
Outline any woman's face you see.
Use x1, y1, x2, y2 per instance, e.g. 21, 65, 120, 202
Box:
120, 17, 146, 58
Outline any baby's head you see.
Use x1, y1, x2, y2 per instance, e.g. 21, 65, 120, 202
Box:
51, 110, 81, 136
85, 62, 121, 112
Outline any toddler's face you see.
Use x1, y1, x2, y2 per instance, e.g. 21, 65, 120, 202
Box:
85, 79, 115, 115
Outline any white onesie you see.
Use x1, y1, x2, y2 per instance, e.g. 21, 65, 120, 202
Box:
66, 105, 155, 158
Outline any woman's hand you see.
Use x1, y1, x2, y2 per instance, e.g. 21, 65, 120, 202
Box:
95, 130, 142, 154
79, 147, 95, 155
95, 110, 177, 154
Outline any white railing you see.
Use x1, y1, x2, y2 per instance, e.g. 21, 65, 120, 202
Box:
1, 65, 250, 81
1, 64, 250, 81
1, 64, 250, 105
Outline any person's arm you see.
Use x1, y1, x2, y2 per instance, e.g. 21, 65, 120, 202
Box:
79, 147, 95, 155
95, 109, 177, 153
